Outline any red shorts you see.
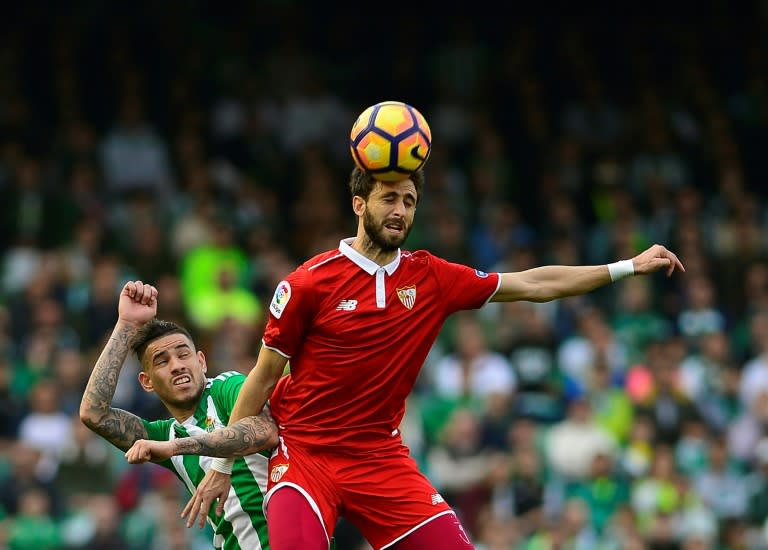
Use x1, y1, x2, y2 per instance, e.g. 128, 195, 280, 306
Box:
264, 437, 454, 550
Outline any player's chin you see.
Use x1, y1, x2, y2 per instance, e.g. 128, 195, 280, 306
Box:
382, 228, 407, 245
165, 384, 203, 402
384, 236, 407, 250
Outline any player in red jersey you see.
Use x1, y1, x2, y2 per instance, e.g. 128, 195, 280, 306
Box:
128, 167, 684, 549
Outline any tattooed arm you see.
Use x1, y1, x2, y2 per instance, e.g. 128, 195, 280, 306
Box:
125, 406, 278, 464
80, 282, 158, 452
175, 407, 278, 457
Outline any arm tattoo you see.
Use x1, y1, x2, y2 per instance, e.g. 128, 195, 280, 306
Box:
80, 325, 147, 451
174, 412, 278, 457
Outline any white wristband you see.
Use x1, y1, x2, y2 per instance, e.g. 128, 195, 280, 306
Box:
608, 259, 635, 282
210, 457, 234, 475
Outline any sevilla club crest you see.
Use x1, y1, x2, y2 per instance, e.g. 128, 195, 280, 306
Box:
396, 285, 416, 310
270, 463, 289, 483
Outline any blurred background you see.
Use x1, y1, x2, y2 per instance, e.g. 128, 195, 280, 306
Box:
1, 1, 768, 549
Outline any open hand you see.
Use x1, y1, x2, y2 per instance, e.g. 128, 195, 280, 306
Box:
181, 469, 232, 528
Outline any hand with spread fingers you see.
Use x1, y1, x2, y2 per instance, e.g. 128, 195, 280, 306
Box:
181, 470, 233, 528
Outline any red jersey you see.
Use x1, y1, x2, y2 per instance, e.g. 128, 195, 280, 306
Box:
264, 238, 501, 452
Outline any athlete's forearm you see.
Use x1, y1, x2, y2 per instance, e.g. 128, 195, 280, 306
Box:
80, 321, 148, 450
494, 265, 612, 303
173, 413, 278, 457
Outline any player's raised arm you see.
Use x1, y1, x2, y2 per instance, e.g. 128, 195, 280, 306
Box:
491, 243, 685, 303
80, 281, 158, 451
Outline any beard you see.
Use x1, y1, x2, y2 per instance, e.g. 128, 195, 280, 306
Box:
162, 381, 206, 410
363, 209, 411, 252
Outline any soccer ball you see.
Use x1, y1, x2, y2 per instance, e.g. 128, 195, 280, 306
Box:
349, 101, 432, 182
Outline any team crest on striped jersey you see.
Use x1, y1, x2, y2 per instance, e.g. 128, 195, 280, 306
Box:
396, 285, 416, 310
270, 463, 289, 483
204, 416, 215, 432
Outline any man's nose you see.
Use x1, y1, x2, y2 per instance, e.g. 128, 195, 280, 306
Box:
392, 199, 406, 217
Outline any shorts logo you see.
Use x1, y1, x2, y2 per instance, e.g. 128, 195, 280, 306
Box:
475, 269, 489, 278
270, 463, 289, 483
396, 285, 416, 310
270, 281, 291, 319
430, 493, 445, 505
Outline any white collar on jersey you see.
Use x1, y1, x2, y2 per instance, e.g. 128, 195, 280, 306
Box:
339, 238, 401, 275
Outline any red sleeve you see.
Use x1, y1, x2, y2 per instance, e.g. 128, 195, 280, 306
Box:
262, 268, 314, 358
430, 255, 501, 314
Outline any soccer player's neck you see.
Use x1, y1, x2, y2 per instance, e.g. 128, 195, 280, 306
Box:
351, 233, 398, 267
165, 400, 199, 424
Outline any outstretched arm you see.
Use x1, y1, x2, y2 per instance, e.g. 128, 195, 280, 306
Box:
174, 407, 278, 456
491, 243, 684, 303
79, 281, 158, 451
125, 406, 278, 463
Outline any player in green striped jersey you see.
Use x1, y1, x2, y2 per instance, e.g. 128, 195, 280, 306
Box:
80, 280, 278, 550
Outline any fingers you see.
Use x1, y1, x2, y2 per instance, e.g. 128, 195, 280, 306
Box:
657, 247, 684, 277
125, 441, 151, 464
180, 495, 195, 521
123, 281, 158, 305
640, 245, 685, 277
199, 503, 209, 529
182, 494, 208, 528
181, 492, 210, 529
668, 251, 685, 275
125, 449, 150, 464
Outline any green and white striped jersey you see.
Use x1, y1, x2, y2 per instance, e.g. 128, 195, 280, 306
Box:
143, 371, 270, 550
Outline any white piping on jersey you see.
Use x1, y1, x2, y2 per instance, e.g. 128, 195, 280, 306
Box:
307, 252, 344, 271
206, 371, 239, 389
376, 268, 386, 308
262, 340, 291, 359
484, 273, 503, 305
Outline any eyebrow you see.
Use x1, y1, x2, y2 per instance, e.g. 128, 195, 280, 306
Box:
381, 190, 417, 202
151, 343, 191, 364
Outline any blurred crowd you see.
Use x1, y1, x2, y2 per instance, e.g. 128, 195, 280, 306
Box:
2, 3, 768, 549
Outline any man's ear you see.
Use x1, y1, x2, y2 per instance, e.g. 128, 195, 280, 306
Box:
138, 370, 154, 393
198, 350, 208, 374
352, 195, 366, 217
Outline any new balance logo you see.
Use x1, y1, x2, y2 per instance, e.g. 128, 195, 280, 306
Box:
336, 299, 358, 311
431, 494, 444, 505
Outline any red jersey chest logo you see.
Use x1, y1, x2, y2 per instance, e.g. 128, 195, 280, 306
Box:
396, 285, 416, 310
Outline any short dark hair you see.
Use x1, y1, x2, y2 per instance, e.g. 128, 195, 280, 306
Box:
348, 166, 425, 203
132, 319, 194, 365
